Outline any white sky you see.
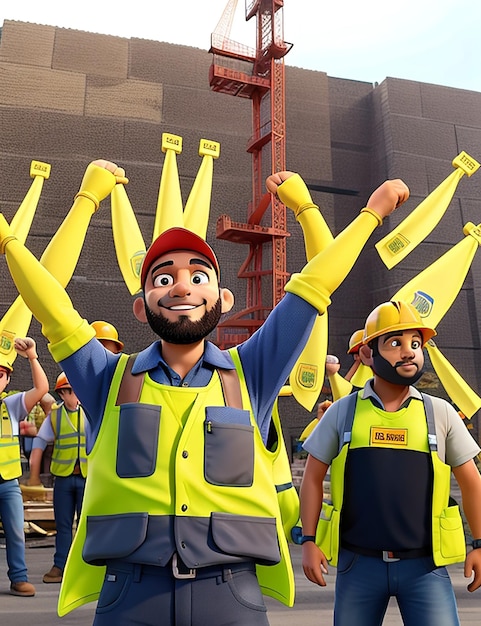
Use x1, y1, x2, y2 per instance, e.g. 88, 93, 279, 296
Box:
1, 0, 480, 92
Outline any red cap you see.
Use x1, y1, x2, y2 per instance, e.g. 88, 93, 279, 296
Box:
140, 227, 220, 288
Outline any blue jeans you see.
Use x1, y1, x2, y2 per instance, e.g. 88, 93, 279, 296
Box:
93, 561, 269, 626
53, 474, 85, 570
0, 479, 28, 582
334, 548, 460, 626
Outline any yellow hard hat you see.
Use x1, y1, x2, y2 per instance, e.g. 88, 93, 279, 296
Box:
0, 357, 13, 374
91, 320, 124, 350
55, 372, 71, 391
347, 329, 364, 354
362, 300, 436, 347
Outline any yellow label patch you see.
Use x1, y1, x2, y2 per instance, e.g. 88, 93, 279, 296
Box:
130, 251, 146, 278
384, 233, 410, 256
0, 330, 14, 355
370, 427, 408, 447
295, 363, 318, 389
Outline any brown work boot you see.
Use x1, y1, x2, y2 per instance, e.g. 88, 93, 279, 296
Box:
10, 581, 36, 596
43, 565, 63, 583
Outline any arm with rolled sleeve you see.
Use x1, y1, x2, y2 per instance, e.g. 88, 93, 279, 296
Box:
28, 415, 53, 486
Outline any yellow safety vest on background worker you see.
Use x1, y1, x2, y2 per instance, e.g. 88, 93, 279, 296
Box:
50, 404, 87, 478
0, 399, 22, 480
315, 392, 466, 567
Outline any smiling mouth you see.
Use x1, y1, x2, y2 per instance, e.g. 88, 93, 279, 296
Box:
165, 304, 200, 311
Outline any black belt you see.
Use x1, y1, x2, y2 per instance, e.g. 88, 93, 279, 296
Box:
106, 555, 256, 581
343, 542, 431, 562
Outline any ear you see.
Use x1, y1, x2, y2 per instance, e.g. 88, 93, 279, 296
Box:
220, 288, 234, 314
358, 344, 373, 367
133, 296, 148, 323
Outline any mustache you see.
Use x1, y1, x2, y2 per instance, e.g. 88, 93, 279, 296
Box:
394, 360, 418, 370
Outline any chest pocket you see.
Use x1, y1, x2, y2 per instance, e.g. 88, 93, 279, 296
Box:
204, 406, 253, 486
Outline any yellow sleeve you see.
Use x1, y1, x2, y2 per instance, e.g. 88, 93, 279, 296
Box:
277, 174, 334, 261
285, 210, 381, 313
276, 173, 317, 217
0, 215, 94, 361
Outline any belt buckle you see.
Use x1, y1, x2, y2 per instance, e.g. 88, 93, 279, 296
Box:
172, 553, 196, 579
383, 550, 400, 563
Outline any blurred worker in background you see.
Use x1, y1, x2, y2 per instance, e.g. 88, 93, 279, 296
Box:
28, 372, 86, 584
0, 337, 49, 597
91, 320, 124, 354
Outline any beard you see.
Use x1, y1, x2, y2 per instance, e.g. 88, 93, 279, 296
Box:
145, 298, 223, 344
371, 353, 424, 386
370, 338, 424, 386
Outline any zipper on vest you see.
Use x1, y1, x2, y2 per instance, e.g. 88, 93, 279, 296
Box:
206, 420, 212, 434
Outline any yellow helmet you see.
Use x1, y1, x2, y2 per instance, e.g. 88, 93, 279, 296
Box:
0, 357, 13, 374
362, 300, 436, 347
347, 329, 364, 354
91, 320, 124, 350
55, 372, 71, 391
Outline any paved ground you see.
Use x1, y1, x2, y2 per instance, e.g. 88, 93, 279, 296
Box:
0, 536, 479, 625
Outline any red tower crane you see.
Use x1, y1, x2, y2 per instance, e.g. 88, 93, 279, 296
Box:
209, 0, 292, 348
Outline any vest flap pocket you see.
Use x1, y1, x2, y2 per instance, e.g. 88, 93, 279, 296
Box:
211, 512, 280, 565
205, 406, 251, 425
440, 505, 463, 530
433, 505, 466, 564
83, 513, 149, 564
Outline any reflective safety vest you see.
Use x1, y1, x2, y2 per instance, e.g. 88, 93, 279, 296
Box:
315, 392, 466, 567
0, 399, 22, 480
58, 349, 295, 616
50, 404, 87, 478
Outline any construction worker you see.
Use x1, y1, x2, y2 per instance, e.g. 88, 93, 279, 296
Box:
28, 372, 87, 584
0, 159, 408, 624
300, 300, 481, 626
91, 320, 124, 354
0, 337, 49, 597
324, 329, 374, 401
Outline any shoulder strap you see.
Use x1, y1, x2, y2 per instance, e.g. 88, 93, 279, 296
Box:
421, 392, 438, 451
339, 390, 358, 454
115, 353, 243, 409
217, 368, 243, 409
116, 354, 143, 405
1, 400, 13, 437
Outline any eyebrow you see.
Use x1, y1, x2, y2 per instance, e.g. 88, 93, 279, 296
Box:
190, 258, 213, 270
150, 257, 213, 276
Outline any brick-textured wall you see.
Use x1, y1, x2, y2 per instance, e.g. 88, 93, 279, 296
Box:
1, 21, 480, 446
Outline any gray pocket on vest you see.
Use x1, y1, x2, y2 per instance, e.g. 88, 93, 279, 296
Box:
117, 403, 160, 478
83, 513, 149, 564
204, 408, 254, 486
211, 512, 280, 565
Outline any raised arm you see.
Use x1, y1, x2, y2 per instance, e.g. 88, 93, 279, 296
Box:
0, 161, 124, 362
14, 337, 49, 413
275, 174, 409, 314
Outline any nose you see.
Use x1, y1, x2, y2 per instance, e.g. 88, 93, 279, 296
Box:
169, 272, 191, 298
400, 339, 415, 359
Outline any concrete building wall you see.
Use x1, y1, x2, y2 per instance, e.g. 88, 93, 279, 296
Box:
1, 21, 480, 447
